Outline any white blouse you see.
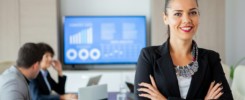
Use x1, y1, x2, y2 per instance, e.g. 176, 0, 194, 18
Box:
177, 76, 192, 99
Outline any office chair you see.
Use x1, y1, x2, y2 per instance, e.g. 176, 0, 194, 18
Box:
231, 65, 245, 100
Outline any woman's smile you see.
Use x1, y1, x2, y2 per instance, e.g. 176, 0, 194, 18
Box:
180, 26, 193, 33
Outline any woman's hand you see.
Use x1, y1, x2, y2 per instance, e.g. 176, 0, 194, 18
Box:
51, 60, 63, 76
138, 75, 167, 100
60, 93, 78, 100
205, 81, 223, 100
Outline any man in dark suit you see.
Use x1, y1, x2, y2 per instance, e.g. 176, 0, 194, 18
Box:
0, 43, 43, 100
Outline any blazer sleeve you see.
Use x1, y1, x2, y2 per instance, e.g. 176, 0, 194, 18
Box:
37, 95, 60, 100
209, 51, 233, 99
47, 73, 67, 94
0, 80, 26, 100
134, 48, 154, 100
134, 48, 188, 100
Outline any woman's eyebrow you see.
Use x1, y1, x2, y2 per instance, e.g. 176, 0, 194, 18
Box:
170, 8, 198, 12
173, 10, 183, 12
189, 8, 198, 11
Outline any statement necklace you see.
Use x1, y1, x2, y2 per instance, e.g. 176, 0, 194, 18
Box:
175, 41, 199, 78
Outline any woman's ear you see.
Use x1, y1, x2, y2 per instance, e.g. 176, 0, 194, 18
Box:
163, 12, 168, 25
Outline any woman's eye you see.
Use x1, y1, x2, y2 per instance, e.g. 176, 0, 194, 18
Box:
174, 13, 182, 17
190, 11, 197, 15
45, 55, 50, 58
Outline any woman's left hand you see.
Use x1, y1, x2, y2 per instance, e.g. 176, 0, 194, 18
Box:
52, 60, 63, 76
138, 75, 167, 100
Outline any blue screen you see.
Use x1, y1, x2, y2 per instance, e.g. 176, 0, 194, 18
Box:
63, 16, 146, 64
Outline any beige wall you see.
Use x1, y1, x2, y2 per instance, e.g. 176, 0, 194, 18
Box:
0, 0, 58, 62
0, 0, 20, 62
197, 0, 225, 61
19, 0, 58, 55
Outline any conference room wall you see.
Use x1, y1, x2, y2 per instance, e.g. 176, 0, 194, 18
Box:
1, 0, 231, 92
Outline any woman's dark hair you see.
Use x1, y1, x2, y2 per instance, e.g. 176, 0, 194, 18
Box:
164, 0, 198, 37
16, 43, 43, 68
37, 42, 54, 57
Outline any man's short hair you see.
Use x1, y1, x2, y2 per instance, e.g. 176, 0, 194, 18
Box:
16, 43, 43, 69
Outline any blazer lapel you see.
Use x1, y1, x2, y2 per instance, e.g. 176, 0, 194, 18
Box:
186, 49, 208, 99
156, 41, 181, 97
38, 72, 51, 94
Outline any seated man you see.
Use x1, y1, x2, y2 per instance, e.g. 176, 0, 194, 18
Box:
0, 43, 43, 100
29, 42, 77, 100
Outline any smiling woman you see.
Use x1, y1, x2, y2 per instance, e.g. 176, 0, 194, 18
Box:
164, 0, 199, 41
134, 0, 233, 99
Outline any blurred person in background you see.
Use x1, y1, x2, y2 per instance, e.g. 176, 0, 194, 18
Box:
29, 42, 77, 100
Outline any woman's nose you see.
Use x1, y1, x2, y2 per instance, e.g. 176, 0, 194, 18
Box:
182, 14, 191, 24
48, 58, 53, 62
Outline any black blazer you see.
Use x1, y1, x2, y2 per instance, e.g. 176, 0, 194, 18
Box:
29, 71, 67, 100
134, 40, 233, 100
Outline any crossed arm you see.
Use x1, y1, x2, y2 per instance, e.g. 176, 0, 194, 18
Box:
137, 75, 223, 100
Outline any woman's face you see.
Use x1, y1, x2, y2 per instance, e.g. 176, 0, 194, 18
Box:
164, 0, 199, 40
40, 52, 53, 69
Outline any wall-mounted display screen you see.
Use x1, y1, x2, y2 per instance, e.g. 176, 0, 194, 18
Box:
63, 16, 147, 64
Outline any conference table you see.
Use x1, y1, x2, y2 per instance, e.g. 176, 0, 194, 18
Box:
108, 92, 134, 100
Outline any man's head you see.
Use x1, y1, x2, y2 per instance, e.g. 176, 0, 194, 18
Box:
16, 43, 43, 79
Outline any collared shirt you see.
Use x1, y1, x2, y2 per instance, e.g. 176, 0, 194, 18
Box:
40, 69, 51, 92
24, 76, 30, 84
